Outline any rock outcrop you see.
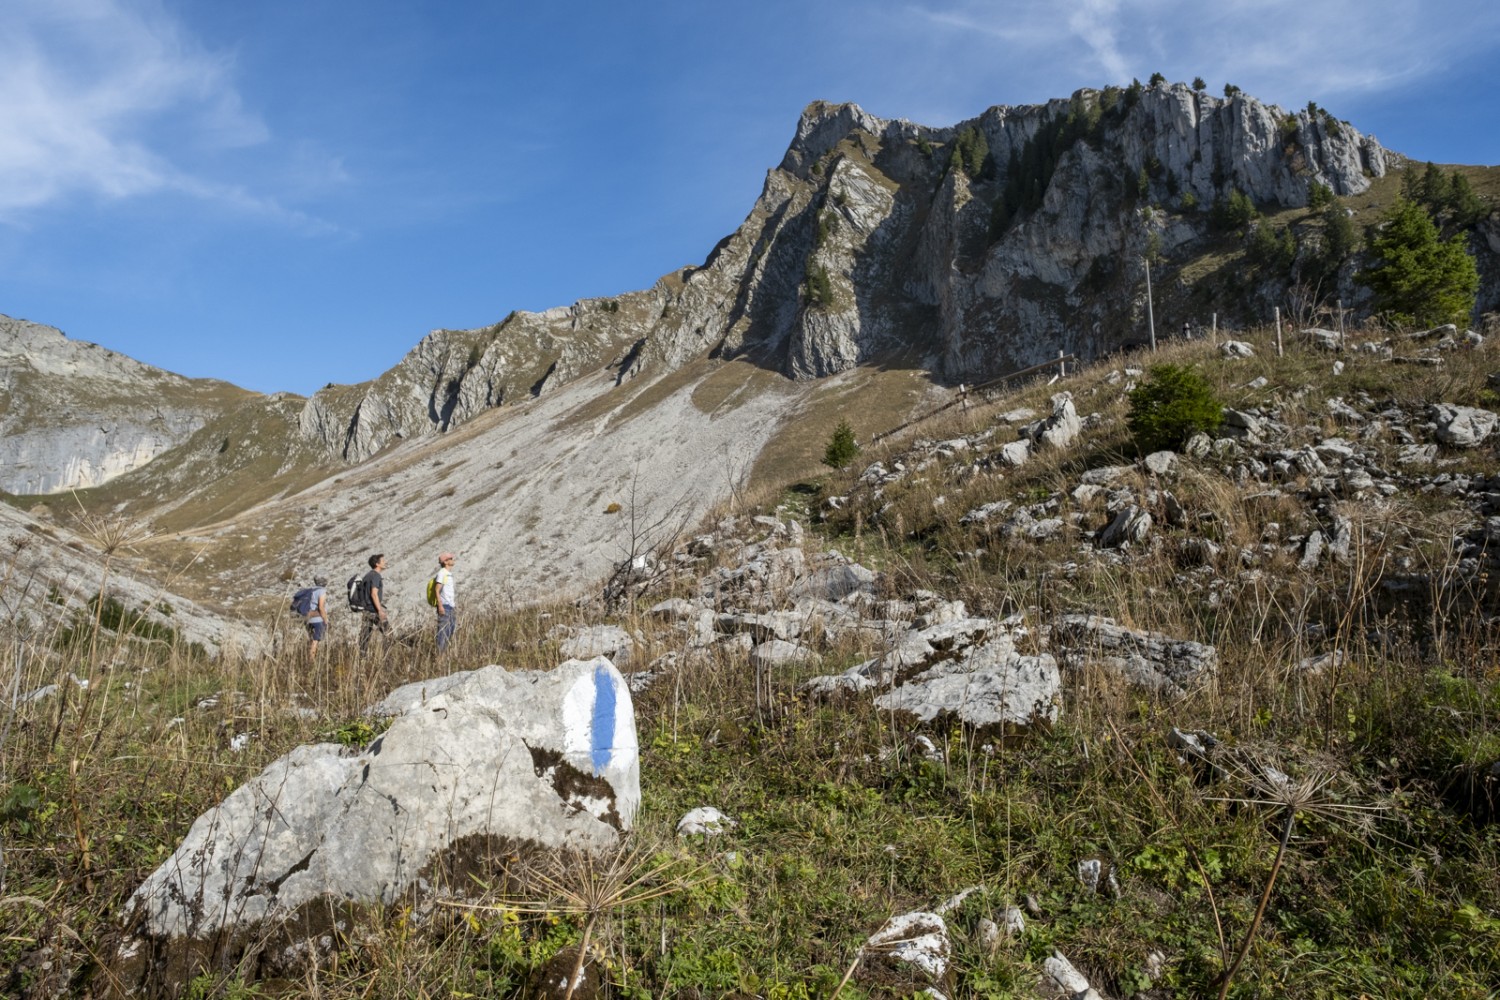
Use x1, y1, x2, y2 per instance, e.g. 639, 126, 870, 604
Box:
0, 315, 254, 494
288, 84, 1399, 461
113, 657, 639, 991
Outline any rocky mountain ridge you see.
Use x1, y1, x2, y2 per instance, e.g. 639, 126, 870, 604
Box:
294, 82, 1408, 464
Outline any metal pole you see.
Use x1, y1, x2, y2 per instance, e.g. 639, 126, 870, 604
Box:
1212, 312, 1218, 343
1275, 306, 1284, 357
1145, 259, 1156, 351
1057, 350, 1065, 378
1337, 299, 1345, 345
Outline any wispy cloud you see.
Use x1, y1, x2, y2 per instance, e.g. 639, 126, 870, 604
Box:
0, 0, 327, 227
897, 0, 1500, 108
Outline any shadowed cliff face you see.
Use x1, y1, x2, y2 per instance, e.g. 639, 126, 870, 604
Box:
297, 84, 1397, 463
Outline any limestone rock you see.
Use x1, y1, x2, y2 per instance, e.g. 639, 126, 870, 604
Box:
1303, 327, 1343, 351
1430, 404, 1499, 448
1143, 450, 1179, 476
114, 658, 639, 989
1099, 505, 1152, 548
872, 636, 1061, 730
558, 625, 637, 665
863, 911, 951, 987
676, 807, 737, 837
1022, 394, 1083, 451
1043, 950, 1105, 1000
1052, 615, 1217, 696
791, 560, 879, 602
750, 638, 822, 669
0, 315, 253, 494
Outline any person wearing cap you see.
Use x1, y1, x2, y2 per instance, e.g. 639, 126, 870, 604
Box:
306, 575, 330, 659
434, 552, 457, 652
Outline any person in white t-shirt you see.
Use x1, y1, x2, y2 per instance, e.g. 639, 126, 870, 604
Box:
434, 552, 457, 652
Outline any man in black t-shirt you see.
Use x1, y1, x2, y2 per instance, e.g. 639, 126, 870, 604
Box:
359, 553, 390, 652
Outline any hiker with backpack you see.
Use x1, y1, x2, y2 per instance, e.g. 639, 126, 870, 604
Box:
430, 551, 457, 652
291, 576, 331, 658
356, 553, 390, 653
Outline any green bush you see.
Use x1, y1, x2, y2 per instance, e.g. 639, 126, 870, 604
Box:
1127, 364, 1224, 452
1307, 180, 1335, 211
804, 264, 834, 308
1359, 198, 1479, 327
822, 420, 860, 469
1211, 189, 1257, 232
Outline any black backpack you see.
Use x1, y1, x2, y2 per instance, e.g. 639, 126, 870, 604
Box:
346, 574, 370, 612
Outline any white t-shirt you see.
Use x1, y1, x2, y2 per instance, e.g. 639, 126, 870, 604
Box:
435, 567, 455, 607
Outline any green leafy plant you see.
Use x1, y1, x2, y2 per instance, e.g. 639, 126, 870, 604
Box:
822, 420, 861, 470
1127, 363, 1224, 452
1307, 180, 1335, 211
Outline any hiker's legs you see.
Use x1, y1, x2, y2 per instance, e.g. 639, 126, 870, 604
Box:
437, 605, 456, 651
359, 614, 378, 653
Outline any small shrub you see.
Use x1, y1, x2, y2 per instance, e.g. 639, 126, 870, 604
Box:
1127, 363, 1224, 453
1307, 180, 1335, 211
604, 502, 622, 514
822, 420, 860, 470
804, 264, 834, 308
1212, 189, 1258, 232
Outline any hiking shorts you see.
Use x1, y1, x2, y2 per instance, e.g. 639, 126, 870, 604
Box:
306, 620, 326, 641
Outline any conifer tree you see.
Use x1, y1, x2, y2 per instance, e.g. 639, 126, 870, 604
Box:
1359, 198, 1479, 327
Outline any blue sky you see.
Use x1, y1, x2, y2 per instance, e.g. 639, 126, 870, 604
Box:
2, 0, 1497, 395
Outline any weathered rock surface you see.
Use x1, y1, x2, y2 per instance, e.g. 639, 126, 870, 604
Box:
114, 657, 639, 989
1430, 403, 1499, 448
1051, 614, 1218, 696
861, 911, 951, 989
872, 635, 1062, 730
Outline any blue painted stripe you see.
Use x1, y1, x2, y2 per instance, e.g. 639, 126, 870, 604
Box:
590, 663, 617, 775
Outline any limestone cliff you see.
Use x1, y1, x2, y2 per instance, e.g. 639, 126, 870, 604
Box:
299, 83, 1408, 461
0, 316, 255, 494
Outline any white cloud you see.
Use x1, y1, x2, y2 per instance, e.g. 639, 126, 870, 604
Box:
0, 0, 282, 219
896, 0, 1500, 108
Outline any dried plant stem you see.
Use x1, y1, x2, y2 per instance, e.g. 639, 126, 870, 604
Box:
1217, 805, 1296, 1000
827, 946, 863, 1000
562, 915, 596, 1000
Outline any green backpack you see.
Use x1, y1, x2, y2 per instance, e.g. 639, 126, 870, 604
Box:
426, 576, 439, 607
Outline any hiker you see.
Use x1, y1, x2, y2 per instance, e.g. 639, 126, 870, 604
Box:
360, 553, 390, 652
433, 551, 457, 652
306, 575, 330, 658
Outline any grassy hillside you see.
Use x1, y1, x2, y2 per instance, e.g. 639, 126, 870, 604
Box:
1, 325, 1498, 999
